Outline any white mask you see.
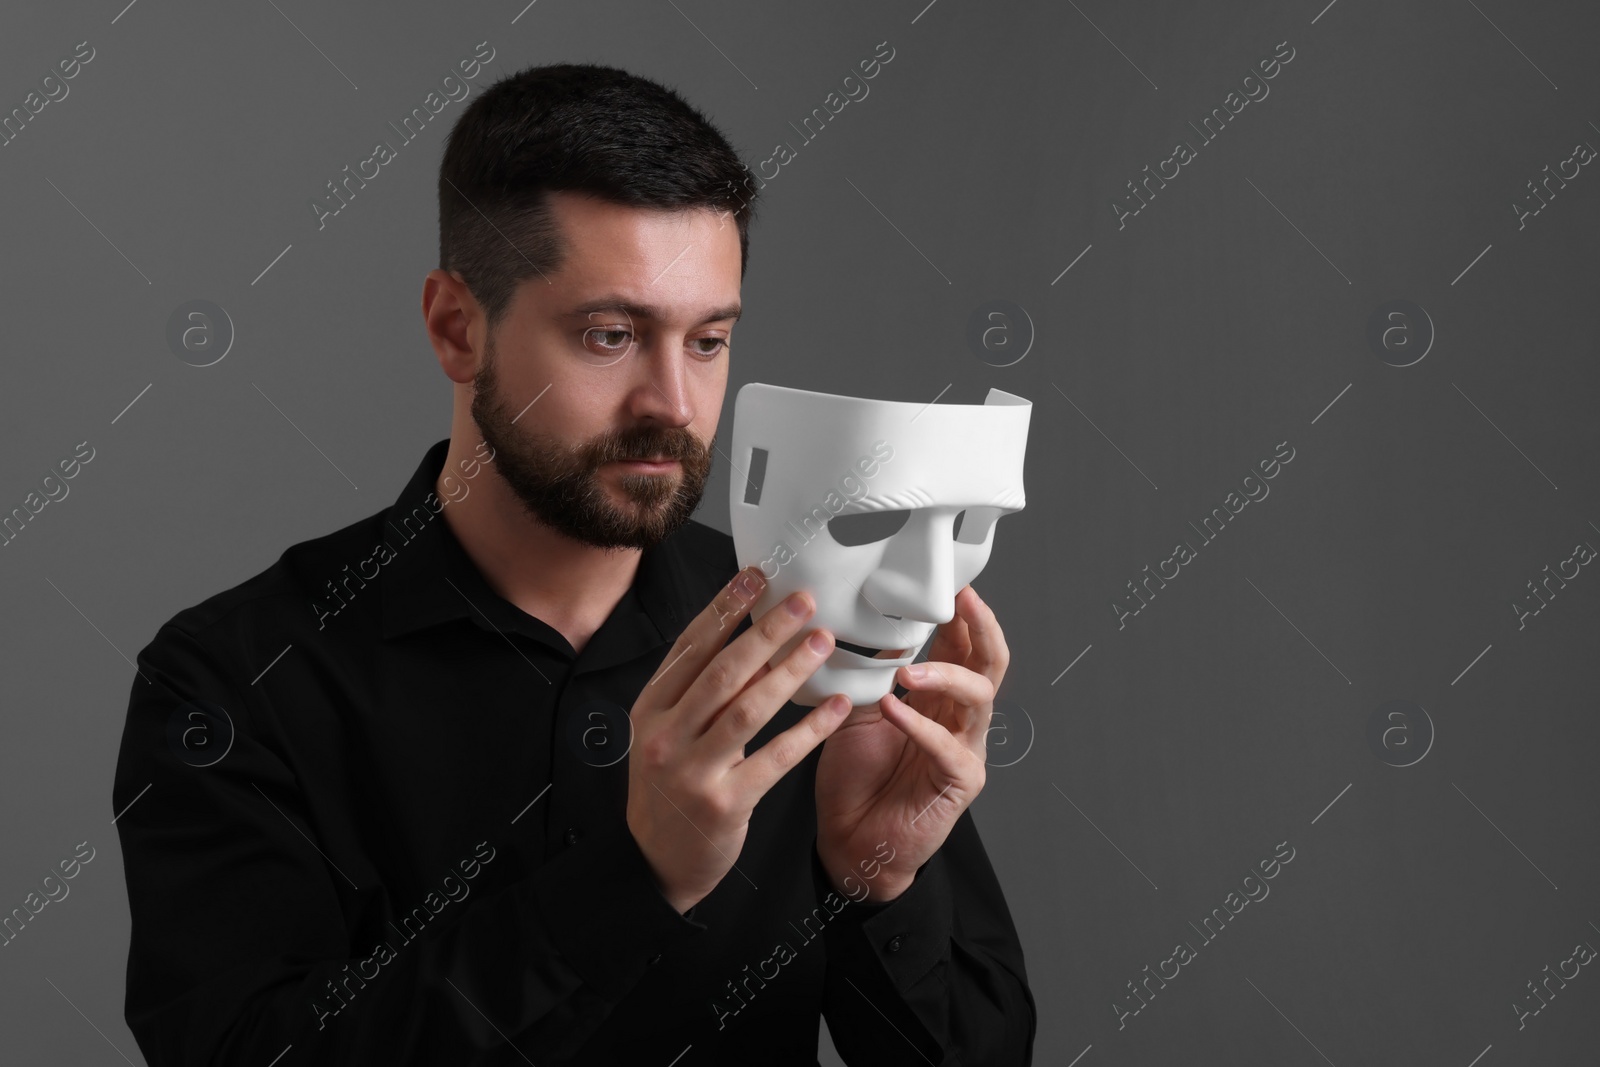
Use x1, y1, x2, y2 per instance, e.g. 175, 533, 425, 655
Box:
728, 383, 1031, 708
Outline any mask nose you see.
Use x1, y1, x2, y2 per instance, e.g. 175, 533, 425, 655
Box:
860, 511, 957, 624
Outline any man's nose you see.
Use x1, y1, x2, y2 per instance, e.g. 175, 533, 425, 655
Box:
860, 512, 957, 623
628, 342, 692, 426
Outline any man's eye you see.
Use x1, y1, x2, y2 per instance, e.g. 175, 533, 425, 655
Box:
691, 337, 728, 359
584, 327, 632, 351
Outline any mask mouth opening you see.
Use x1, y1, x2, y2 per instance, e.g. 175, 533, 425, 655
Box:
835, 639, 911, 660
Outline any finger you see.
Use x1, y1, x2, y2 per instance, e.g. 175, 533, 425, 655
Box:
730, 692, 853, 801
678, 587, 822, 737
640, 565, 768, 712
957, 585, 1010, 683
698, 622, 837, 749
896, 659, 996, 710
926, 587, 975, 664
878, 691, 978, 784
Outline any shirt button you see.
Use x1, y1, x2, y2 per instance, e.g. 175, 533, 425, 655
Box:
886, 935, 904, 953
564, 827, 581, 846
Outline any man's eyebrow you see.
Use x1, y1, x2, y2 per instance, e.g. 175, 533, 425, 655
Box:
566, 297, 742, 325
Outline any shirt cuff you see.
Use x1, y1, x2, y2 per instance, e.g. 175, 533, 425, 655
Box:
811, 840, 953, 990
523, 819, 706, 1003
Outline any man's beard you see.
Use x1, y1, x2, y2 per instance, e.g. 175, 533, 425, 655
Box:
470, 347, 714, 551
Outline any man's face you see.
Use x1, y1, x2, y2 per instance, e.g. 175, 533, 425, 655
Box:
470, 191, 741, 550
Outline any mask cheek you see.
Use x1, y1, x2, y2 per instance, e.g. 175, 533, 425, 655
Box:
805, 542, 883, 631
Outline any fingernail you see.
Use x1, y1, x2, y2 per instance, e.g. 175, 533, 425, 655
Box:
734, 568, 765, 598
904, 662, 927, 680
807, 630, 831, 652
787, 592, 812, 617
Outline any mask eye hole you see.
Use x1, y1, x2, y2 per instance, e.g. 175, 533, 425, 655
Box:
953, 506, 1001, 545
826, 509, 910, 547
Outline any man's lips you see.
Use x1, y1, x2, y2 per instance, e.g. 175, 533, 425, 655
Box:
611, 457, 679, 470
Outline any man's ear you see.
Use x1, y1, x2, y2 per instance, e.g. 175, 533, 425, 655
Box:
422, 269, 483, 385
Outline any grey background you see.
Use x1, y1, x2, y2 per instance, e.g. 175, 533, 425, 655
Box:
2, 0, 1597, 1063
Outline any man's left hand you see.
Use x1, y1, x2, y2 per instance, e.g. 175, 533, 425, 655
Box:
814, 584, 1008, 902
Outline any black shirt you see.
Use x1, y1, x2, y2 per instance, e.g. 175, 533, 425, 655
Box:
112, 438, 1035, 1065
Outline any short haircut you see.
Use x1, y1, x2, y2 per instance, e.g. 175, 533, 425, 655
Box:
437, 63, 758, 332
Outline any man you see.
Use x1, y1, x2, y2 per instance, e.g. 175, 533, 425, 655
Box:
113, 62, 1035, 1064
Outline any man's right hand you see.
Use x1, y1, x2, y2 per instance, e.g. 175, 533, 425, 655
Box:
626, 565, 850, 914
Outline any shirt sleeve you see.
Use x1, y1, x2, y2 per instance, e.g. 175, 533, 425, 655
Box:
114, 622, 706, 1066
811, 808, 1036, 1065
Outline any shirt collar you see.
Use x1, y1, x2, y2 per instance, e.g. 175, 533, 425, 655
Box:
379, 439, 689, 663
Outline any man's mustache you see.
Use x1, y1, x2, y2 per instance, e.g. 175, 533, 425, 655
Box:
592, 430, 711, 465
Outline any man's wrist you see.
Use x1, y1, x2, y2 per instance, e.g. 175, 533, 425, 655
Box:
815, 837, 906, 903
